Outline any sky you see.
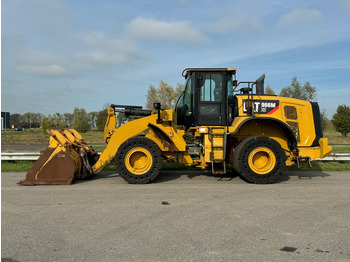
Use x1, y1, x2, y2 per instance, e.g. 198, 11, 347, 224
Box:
1, 0, 350, 118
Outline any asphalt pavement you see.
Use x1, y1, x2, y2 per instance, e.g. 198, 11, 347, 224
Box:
2, 170, 350, 262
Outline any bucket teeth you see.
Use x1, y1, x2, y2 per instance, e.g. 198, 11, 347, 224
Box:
18, 129, 99, 186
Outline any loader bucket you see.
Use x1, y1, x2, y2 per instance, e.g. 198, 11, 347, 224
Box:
18, 129, 99, 186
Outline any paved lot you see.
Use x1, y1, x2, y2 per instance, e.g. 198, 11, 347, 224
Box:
2, 170, 350, 262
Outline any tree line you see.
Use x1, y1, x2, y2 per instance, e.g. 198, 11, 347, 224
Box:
9, 77, 350, 137
10, 107, 109, 134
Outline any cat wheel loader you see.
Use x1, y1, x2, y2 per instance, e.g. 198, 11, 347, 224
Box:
18, 68, 332, 185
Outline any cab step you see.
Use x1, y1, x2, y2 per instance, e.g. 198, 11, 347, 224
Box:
211, 161, 226, 175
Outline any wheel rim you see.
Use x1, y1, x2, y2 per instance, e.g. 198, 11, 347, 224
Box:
248, 147, 276, 175
125, 147, 153, 175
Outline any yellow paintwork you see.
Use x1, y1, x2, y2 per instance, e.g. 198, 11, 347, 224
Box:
248, 147, 276, 174
93, 113, 157, 172
202, 127, 226, 163
235, 95, 318, 146
124, 147, 153, 175
104, 107, 117, 143
33, 129, 83, 180
230, 117, 290, 151
178, 151, 195, 166
298, 138, 332, 160
34, 145, 66, 180
230, 95, 332, 164
92, 108, 189, 173
145, 121, 187, 152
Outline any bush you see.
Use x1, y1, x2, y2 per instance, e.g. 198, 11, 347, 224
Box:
72, 108, 91, 133
332, 105, 350, 136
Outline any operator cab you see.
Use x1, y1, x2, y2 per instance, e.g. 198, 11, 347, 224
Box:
175, 68, 237, 127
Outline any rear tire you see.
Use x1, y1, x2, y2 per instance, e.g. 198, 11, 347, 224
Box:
115, 136, 162, 184
233, 136, 285, 184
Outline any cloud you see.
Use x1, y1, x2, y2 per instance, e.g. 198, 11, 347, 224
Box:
278, 9, 324, 27
17, 64, 70, 77
125, 17, 207, 43
16, 49, 72, 77
208, 13, 265, 36
76, 32, 147, 67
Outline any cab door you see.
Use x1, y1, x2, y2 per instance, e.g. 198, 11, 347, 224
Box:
196, 72, 226, 126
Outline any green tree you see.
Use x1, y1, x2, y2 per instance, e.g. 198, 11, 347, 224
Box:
146, 85, 158, 110
63, 113, 73, 128
10, 113, 21, 127
41, 114, 66, 134
88, 111, 98, 129
175, 83, 184, 99
279, 77, 316, 101
21, 112, 42, 128
96, 104, 109, 131
332, 105, 350, 136
72, 108, 91, 133
116, 112, 127, 128
320, 109, 328, 130
21, 112, 37, 128
35, 113, 44, 128
265, 85, 275, 95
146, 81, 183, 110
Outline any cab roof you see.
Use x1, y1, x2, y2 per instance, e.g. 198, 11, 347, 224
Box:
182, 68, 236, 77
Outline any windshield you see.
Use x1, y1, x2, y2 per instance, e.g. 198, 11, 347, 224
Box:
175, 74, 194, 116
175, 78, 188, 110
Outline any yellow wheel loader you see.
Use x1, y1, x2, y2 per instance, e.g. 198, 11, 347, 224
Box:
18, 68, 332, 185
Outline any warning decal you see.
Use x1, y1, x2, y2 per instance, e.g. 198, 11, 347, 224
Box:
243, 100, 280, 114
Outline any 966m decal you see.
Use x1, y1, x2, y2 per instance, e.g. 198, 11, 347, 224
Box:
243, 100, 280, 114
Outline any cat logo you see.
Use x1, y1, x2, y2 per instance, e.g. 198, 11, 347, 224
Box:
243, 100, 280, 114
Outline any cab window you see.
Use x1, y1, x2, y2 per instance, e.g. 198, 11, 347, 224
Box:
200, 74, 223, 102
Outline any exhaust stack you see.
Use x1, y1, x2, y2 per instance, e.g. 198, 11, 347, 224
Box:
256, 74, 265, 95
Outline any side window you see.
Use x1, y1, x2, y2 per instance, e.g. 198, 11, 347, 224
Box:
284, 105, 300, 142
284, 106, 297, 120
200, 74, 222, 102
227, 77, 234, 97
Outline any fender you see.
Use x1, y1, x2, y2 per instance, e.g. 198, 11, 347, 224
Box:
231, 117, 298, 150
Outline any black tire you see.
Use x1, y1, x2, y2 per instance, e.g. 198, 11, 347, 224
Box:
233, 136, 285, 184
115, 136, 162, 184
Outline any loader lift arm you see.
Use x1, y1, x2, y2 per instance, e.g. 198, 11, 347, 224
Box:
92, 111, 159, 173
93, 105, 190, 183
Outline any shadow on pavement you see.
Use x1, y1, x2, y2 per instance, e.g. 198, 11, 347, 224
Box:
74, 171, 120, 184
279, 171, 331, 183
74, 169, 332, 185
154, 170, 240, 183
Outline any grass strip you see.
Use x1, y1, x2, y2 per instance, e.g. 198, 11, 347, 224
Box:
331, 147, 350, 153
286, 161, 350, 171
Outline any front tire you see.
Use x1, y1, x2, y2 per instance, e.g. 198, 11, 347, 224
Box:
115, 137, 162, 184
233, 136, 286, 184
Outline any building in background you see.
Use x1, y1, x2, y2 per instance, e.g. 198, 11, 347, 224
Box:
1, 112, 11, 130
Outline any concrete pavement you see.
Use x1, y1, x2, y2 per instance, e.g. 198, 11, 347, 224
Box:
2, 171, 350, 262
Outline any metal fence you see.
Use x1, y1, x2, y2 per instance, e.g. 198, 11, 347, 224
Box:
1, 152, 350, 161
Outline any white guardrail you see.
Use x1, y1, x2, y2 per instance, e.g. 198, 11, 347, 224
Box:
1, 152, 350, 161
